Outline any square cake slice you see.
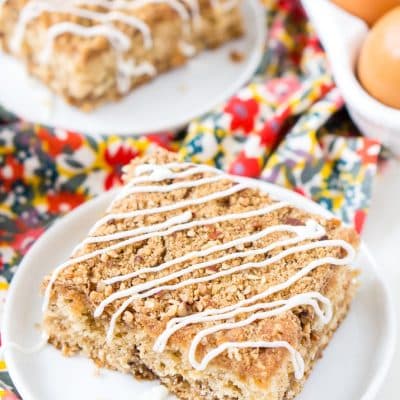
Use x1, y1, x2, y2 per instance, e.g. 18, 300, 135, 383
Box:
0, 0, 243, 110
41, 149, 359, 400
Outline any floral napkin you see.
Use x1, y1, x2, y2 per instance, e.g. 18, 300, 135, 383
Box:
0, 0, 381, 397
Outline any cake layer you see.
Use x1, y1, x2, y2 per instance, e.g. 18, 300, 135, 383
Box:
41, 149, 359, 400
0, 0, 243, 110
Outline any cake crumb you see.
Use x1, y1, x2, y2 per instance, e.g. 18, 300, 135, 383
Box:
230, 50, 245, 63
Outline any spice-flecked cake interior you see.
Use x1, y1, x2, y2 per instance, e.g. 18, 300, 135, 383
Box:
41, 149, 359, 400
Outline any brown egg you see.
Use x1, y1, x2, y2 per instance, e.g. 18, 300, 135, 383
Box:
331, 0, 400, 25
357, 7, 400, 109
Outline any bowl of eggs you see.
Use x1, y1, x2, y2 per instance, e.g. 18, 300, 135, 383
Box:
301, 0, 400, 155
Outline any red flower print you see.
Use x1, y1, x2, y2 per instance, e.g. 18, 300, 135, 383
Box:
278, 0, 306, 19
47, 192, 86, 214
294, 187, 307, 197
354, 209, 366, 233
104, 144, 138, 190
270, 19, 284, 39
146, 132, 176, 151
228, 153, 262, 178
224, 97, 259, 134
3, 390, 20, 400
0, 155, 24, 191
13, 226, 45, 256
265, 77, 301, 103
357, 138, 380, 165
38, 128, 83, 157
307, 36, 323, 53
257, 120, 281, 148
257, 108, 290, 148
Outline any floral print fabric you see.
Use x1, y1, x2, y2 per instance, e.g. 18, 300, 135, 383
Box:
0, 0, 381, 397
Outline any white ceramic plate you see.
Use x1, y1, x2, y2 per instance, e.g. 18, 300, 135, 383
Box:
0, 0, 265, 136
2, 181, 396, 400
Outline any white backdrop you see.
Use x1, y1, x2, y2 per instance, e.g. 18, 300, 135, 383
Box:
365, 159, 400, 399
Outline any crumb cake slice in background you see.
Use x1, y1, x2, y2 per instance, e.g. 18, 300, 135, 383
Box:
0, 0, 243, 111
41, 149, 359, 400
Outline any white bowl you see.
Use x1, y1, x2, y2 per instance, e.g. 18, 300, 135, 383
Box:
301, 0, 400, 156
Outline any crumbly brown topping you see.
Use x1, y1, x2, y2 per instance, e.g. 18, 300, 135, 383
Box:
229, 49, 245, 63
44, 149, 359, 377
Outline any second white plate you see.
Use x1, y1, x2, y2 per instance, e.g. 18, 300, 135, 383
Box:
2, 180, 396, 400
0, 0, 266, 135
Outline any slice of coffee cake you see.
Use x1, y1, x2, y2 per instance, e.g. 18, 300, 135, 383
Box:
41, 149, 359, 400
0, 0, 243, 110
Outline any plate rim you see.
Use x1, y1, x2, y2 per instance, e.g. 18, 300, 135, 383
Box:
2, 179, 397, 400
0, 0, 266, 136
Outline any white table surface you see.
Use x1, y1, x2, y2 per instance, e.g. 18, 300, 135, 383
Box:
364, 159, 400, 399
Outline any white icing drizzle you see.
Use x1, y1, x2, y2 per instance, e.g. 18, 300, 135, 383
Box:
8, 0, 219, 93
210, 0, 237, 12
111, 163, 224, 204
10, 2, 153, 54
159, 292, 331, 359
93, 202, 289, 251
131, 163, 223, 183
38, 22, 131, 62
151, 240, 354, 377
104, 239, 352, 348
179, 40, 197, 57
182, 0, 201, 24
159, 241, 353, 333
187, 291, 330, 376
114, 174, 233, 200
83, 210, 193, 245
92, 183, 249, 233
43, 200, 290, 312
11, 0, 190, 53
1, 333, 49, 356
115, 56, 156, 93
103, 221, 322, 285
41, 162, 356, 381
7, 0, 240, 92
73, 0, 191, 22
133, 161, 197, 175
206, 341, 304, 378
95, 221, 325, 315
